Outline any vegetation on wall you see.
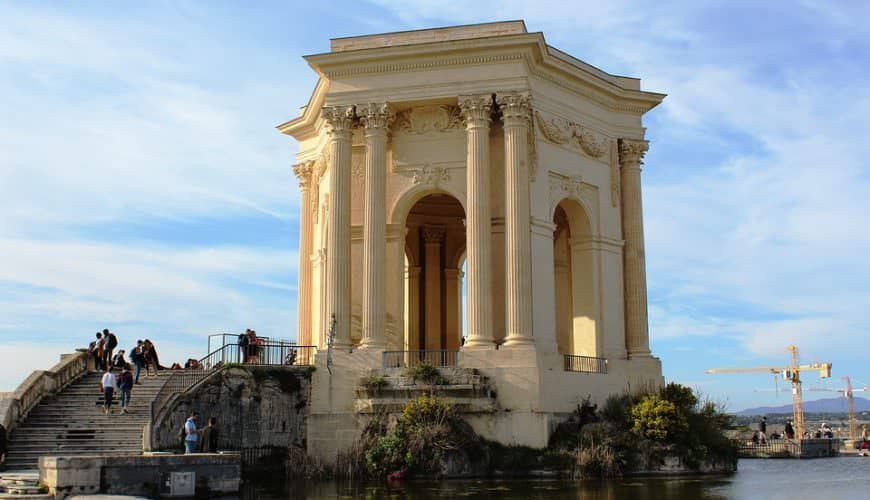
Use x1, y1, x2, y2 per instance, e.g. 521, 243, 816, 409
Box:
326, 383, 735, 480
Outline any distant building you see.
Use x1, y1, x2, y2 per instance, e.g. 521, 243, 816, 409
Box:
279, 20, 665, 460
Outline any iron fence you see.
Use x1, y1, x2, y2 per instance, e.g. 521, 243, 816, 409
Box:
382, 350, 460, 369
563, 354, 608, 373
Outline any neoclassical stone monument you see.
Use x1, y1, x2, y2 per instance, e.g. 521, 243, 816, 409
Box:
279, 21, 665, 459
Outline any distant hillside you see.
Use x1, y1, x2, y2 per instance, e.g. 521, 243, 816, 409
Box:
735, 397, 870, 416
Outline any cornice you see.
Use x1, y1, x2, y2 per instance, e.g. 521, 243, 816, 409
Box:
280, 29, 665, 141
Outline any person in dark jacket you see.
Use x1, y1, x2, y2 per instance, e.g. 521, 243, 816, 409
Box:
116, 367, 134, 414
130, 340, 146, 384
199, 417, 219, 453
103, 329, 118, 371
0, 423, 7, 471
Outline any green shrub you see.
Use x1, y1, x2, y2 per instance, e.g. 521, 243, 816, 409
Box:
361, 374, 389, 391
406, 362, 449, 385
630, 394, 688, 441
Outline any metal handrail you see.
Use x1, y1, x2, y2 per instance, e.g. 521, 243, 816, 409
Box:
382, 350, 460, 368
563, 354, 608, 374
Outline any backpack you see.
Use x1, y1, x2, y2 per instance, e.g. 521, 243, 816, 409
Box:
179, 423, 187, 447
238, 334, 249, 347
106, 333, 118, 349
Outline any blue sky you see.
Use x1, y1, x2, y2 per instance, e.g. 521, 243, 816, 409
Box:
2, 1, 868, 411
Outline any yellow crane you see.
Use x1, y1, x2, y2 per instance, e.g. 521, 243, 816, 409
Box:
705, 345, 832, 440
807, 376, 870, 440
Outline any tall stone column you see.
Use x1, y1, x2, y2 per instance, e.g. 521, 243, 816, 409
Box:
422, 225, 445, 350
619, 139, 651, 357
322, 105, 355, 348
406, 266, 421, 351
292, 160, 315, 347
497, 92, 534, 347
459, 94, 494, 348
359, 103, 392, 349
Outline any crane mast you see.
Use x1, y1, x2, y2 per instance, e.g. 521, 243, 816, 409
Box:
706, 345, 832, 441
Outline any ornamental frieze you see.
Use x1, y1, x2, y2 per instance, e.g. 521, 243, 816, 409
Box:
392, 105, 463, 134
534, 111, 608, 158
401, 163, 451, 187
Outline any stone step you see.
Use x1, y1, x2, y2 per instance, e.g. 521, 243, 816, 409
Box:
0, 484, 46, 495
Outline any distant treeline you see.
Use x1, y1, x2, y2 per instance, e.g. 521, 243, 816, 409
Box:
733, 412, 870, 426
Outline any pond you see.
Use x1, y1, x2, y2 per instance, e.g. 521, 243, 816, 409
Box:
242, 457, 870, 499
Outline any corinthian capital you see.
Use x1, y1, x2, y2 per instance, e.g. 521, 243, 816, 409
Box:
358, 102, 393, 131
618, 139, 649, 167
422, 225, 446, 243
496, 91, 532, 126
292, 160, 315, 189
321, 105, 355, 138
458, 94, 493, 128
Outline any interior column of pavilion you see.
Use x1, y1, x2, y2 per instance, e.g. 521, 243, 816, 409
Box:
403, 195, 466, 354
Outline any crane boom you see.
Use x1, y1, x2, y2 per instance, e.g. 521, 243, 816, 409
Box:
705, 345, 832, 441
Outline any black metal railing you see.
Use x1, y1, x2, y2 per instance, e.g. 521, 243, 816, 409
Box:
563, 354, 608, 373
737, 439, 800, 458
382, 350, 460, 369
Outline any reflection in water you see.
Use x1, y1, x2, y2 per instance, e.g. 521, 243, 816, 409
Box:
242, 457, 870, 499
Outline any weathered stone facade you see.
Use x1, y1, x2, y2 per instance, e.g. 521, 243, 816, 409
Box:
150, 366, 311, 451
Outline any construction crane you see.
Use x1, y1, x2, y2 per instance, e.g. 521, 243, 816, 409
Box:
807, 376, 870, 440
706, 345, 832, 440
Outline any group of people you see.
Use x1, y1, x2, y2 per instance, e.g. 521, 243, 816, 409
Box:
88, 332, 165, 380
238, 329, 262, 364
182, 412, 219, 454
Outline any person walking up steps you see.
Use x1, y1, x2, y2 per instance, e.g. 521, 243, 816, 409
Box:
130, 340, 146, 384
116, 366, 133, 414
100, 368, 117, 415
103, 329, 118, 372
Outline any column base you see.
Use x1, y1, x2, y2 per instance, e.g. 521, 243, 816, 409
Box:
628, 350, 654, 359
358, 341, 387, 350
502, 335, 535, 348
461, 338, 496, 350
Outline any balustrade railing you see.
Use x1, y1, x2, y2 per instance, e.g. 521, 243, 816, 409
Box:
382, 350, 460, 369
563, 354, 608, 373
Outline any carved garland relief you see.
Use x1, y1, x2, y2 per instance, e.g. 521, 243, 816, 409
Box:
393, 105, 463, 134
534, 111, 608, 158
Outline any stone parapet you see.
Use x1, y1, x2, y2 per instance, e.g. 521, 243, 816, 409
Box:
0, 351, 90, 434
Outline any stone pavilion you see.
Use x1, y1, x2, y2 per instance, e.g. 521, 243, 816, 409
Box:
278, 21, 665, 459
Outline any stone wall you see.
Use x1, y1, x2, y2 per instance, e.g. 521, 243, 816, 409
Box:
40, 454, 240, 499
150, 366, 312, 451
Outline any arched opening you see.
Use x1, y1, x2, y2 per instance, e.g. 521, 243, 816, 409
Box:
403, 193, 466, 352
553, 199, 599, 356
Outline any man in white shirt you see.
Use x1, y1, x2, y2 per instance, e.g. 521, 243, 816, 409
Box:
99, 368, 118, 415
184, 412, 200, 454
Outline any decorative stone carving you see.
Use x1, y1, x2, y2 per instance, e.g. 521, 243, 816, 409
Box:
311, 173, 320, 223
393, 105, 462, 134
534, 111, 608, 158
292, 160, 314, 189
404, 164, 450, 187
618, 138, 649, 167
359, 102, 393, 130
321, 105, 355, 137
550, 174, 585, 200
528, 125, 539, 183
496, 92, 531, 122
422, 225, 447, 243
458, 95, 493, 126
351, 156, 365, 185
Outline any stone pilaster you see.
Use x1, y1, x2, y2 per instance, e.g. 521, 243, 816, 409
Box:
619, 139, 651, 357
422, 225, 446, 350
406, 266, 422, 351
359, 103, 393, 349
322, 105, 355, 348
292, 160, 315, 347
497, 92, 534, 347
459, 94, 494, 348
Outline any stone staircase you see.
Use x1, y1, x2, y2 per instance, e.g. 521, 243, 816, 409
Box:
4, 371, 170, 471
0, 472, 50, 499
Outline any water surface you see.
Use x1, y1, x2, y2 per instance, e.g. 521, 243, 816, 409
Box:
246, 457, 870, 499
